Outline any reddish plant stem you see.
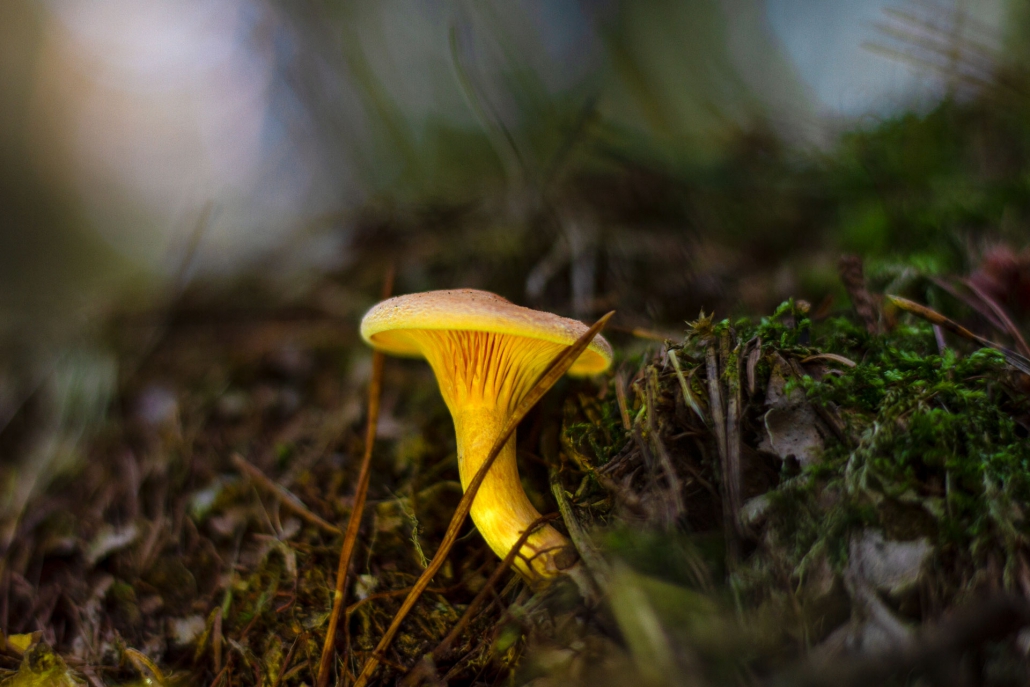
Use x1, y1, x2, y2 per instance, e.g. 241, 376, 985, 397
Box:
315, 271, 393, 687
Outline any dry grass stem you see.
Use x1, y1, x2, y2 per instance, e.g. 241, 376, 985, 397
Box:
887, 295, 1030, 375
929, 276, 1008, 331
316, 270, 394, 687
962, 277, 1030, 357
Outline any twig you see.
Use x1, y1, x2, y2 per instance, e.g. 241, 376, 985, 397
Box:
351, 311, 614, 687
316, 270, 394, 687
231, 454, 340, 536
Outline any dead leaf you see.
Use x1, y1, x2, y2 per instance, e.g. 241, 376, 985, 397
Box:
759, 355, 824, 466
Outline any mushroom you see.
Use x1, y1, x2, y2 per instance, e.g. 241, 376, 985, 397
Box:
360, 289, 612, 580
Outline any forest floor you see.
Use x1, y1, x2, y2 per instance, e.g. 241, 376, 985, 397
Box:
3, 247, 1030, 687
6, 67, 1030, 684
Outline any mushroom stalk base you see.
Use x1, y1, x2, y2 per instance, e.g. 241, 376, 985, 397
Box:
453, 405, 575, 579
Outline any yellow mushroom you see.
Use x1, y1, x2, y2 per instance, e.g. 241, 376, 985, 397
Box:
360, 289, 613, 580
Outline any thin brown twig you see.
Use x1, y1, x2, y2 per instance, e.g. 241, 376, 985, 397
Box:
352, 311, 614, 687
316, 269, 394, 687
124, 648, 167, 686
231, 453, 340, 536
438, 577, 527, 684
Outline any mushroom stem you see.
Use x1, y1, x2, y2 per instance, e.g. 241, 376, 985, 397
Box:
452, 404, 575, 579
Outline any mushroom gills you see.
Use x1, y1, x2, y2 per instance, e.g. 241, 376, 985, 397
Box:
390, 328, 577, 578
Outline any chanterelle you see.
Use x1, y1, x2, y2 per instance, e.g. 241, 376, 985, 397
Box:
360, 289, 612, 580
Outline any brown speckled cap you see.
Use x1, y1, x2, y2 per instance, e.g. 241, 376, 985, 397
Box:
360, 289, 612, 375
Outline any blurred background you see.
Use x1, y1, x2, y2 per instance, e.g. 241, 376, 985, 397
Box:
1, 0, 1028, 567
1, 0, 1018, 313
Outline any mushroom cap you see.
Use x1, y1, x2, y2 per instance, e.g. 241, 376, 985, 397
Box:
360, 289, 613, 375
